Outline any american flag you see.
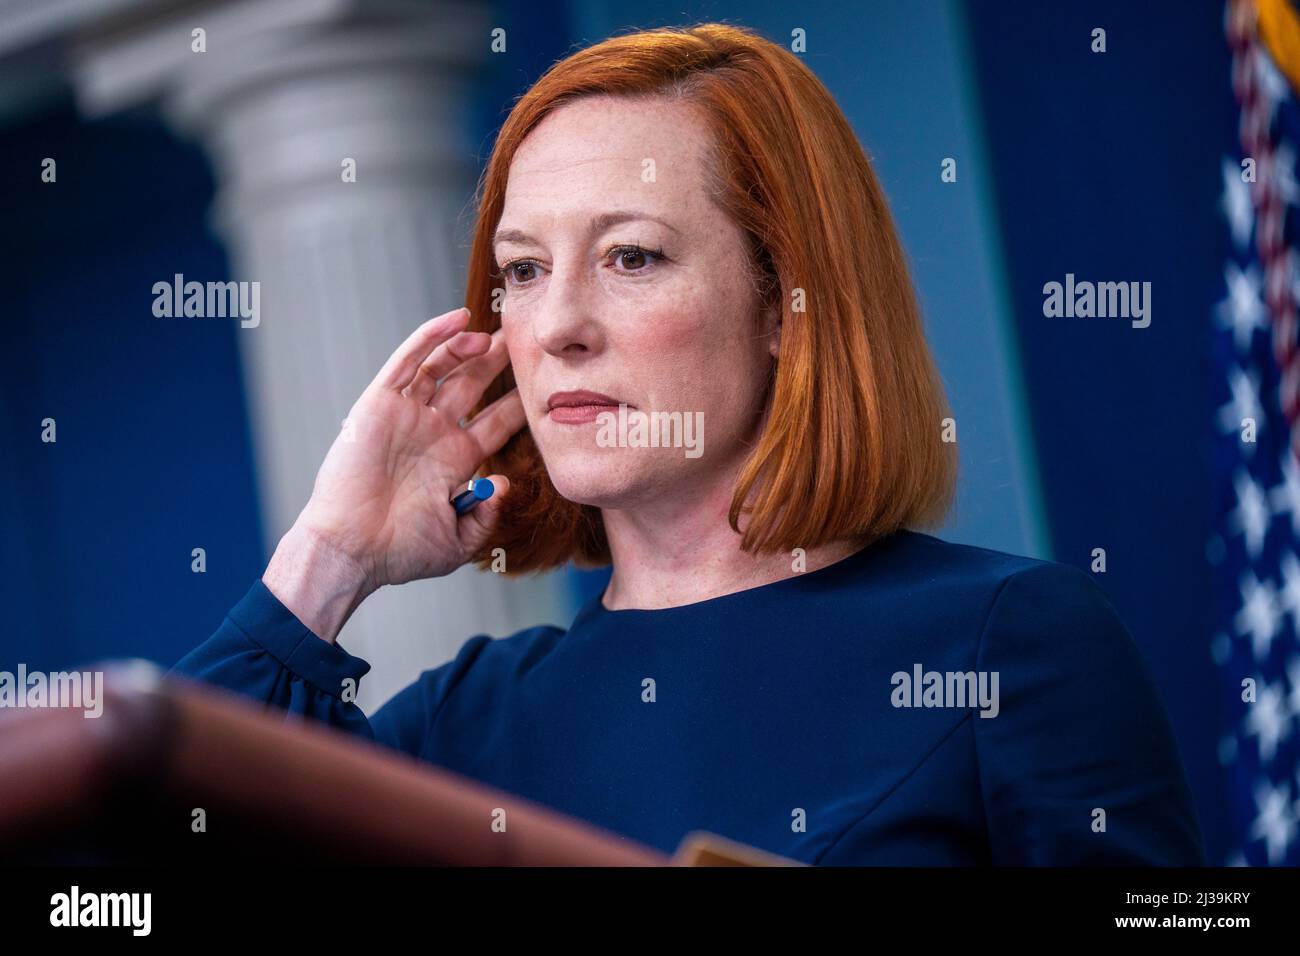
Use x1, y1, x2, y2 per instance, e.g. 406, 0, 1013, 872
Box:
1212, 0, 1300, 866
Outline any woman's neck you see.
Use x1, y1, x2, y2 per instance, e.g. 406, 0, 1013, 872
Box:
598, 460, 866, 611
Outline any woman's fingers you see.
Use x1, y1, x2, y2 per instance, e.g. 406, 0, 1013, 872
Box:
465, 388, 527, 456
433, 327, 513, 423
371, 307, 471, 392
401, 331, 492, 405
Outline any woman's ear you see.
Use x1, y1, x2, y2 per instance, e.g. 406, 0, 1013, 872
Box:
766, 303, 781, 358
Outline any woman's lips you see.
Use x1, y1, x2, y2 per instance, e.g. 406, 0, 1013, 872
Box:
548, 404, 620, 425
546, 389, 628, 425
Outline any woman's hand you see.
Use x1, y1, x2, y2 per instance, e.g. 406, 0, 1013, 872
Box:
263, 306, 526, 643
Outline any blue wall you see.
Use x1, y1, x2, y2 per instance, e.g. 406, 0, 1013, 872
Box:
964, 0, 1234, 861
0, 106, 265, 670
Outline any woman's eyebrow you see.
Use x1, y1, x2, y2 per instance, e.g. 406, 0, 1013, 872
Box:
492, 210, 679, 251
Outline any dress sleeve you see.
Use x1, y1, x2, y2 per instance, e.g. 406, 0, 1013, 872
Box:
170, 578, 485, 759
973, 563, 1207, 865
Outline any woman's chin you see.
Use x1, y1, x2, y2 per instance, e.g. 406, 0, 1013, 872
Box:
547, 464, 659, 510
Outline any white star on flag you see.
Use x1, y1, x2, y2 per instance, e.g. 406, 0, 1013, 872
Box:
1217, 261, 1268, 353
1249, 776, 1297, 864
1244, 679, 1290, 761
1223, 157, 1255, 249
1231, 468, 1272, 559
1218, 366, 1264, 451
1236, 568, 1282, 661
1257, 48, 1291, 123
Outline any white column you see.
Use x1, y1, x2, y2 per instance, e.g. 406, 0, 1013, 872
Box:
63, 0, 572, 710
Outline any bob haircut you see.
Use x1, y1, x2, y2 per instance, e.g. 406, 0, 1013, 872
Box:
465, 22, 958, 574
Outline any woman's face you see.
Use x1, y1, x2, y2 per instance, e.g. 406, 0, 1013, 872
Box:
495, 94, 778, 510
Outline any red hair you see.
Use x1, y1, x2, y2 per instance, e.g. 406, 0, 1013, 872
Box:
465, 22, 957, 573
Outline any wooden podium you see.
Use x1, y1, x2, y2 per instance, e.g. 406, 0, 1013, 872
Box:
0, 664, 801, 866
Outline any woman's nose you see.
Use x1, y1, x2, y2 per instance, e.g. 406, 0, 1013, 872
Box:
531, 261, 603, 357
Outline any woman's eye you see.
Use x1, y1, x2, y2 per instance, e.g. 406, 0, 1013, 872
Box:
616, 248, 648, 270
501, 261, 538, 284
608, 244, 664, 272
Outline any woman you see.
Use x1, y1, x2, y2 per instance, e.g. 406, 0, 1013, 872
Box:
174, 23, 1205, 865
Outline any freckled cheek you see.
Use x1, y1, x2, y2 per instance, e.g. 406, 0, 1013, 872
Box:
619, 308, 721, 410
499, 307, 521, 345
629, 303, 701, 348
499, 315, 538, 387
499, 295, 544, 341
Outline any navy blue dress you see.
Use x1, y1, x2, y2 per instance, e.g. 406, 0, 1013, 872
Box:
171, 529, 1206, 865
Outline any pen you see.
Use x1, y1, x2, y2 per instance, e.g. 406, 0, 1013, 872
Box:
451, 477, 495, 515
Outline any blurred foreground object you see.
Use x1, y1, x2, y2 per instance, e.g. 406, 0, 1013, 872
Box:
0, 663, 797, 866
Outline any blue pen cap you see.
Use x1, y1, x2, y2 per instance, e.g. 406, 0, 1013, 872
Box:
452, 477, 495, 515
